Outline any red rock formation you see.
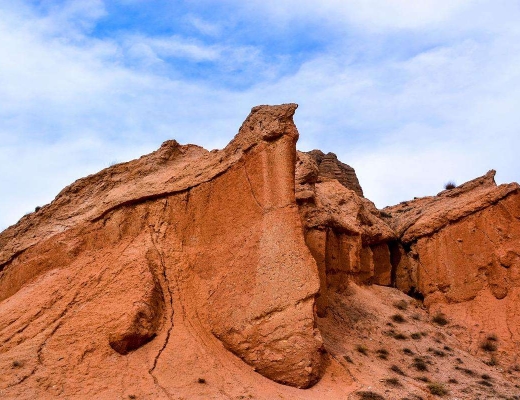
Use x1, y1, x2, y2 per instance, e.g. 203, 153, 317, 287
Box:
1, 104, 520, 399
0, 104, 323, 398
295, 151, 396, 315
384, 171, 520, 362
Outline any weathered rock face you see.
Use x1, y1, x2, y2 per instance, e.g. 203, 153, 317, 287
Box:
1, 103, 520, 399
0, 104, 323, 398
383, 171, 520, 360
306, 150, 364, 197
295, 151, 397, 315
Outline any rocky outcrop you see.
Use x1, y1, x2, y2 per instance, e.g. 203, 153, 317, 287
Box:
0, 104, 323, 399
306, 150, 363, 197
1, 103, 519, 399
295, 151, 397, 316
382, 170, 520, 361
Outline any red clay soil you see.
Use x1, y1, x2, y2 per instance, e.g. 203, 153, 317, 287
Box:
0, 104, 519, 399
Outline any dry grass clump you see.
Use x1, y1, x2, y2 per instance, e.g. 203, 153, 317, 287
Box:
403, 348, 414, 355
412, 357, 428, 372
343, 354, 354, 363
432, 313, 449, 326
393, 300, 408, 311
444, 182, 456, 190
428, 382, 449, 396
390, 364, 406, 376
391, 313, 406, 323
356, 344, 369, 355
428, 348, 446, 357
481, 340, 498, 352
12, 360, 23, 368
411, 332, 422, 340
376, 349, 389, 360
484, 355, 498, 366
383, 377, 401, 387
197, 378, 206, 384
356, 391, 385, 400
455, 366, 475, 376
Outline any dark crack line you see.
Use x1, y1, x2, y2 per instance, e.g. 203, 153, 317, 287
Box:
148, 230, 174, 400
243, 165, 263, 210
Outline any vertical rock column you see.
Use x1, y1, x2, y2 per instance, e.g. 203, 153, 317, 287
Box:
183, 104, 323, 388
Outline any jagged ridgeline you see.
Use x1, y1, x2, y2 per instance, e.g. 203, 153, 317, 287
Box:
1, 104, 519, 399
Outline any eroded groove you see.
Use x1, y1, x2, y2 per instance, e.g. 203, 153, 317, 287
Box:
147, 229, 174, 399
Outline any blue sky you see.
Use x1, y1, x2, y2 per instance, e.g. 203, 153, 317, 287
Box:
1, 0, 520, 230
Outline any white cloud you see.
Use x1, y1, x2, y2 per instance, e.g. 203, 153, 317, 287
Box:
212, 0, 475, 31
1, 0, 520, 229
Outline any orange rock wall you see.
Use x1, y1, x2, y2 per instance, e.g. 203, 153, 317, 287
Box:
412, 192, 520, 357
0, 104, 323, 398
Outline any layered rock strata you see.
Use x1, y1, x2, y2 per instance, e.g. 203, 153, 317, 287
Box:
0, 104, 322, 398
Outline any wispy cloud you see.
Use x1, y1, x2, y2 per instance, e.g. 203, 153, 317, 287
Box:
1, 0, 519, 230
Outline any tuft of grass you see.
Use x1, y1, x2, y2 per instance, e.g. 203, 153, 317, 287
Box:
391, 314, 406, 323
356, 391, 385, 400
448, 378, 458, 384
432, 313, 449, 326
428, 348, 446, 357
486, 334, 498, 342
485, 355, 498, 366
343, 354, 354, 363
197, 378, 206, 384
481, 340, 498, 352
443, 345, 452, 352
12, 360, 23, 368
478, 380, 493, 387
416, 376, 430, 382
481, 374, 491, 380
383, 377, 401, 387
128, 396, 136, 399
392, 332, 408, 340
390, 364, 406, 376
428, 382, 449, 396
393, 300, 408, 311
411, 332, 422, 340
455, 366, 475, 376
376, 349, 389, 360
403, 348, 414, 356
412, 357, 428, 372
444, 182, 456, 190
356, 344, 369, 356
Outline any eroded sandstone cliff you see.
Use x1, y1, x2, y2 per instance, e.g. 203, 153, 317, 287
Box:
1, 104, 519, 399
